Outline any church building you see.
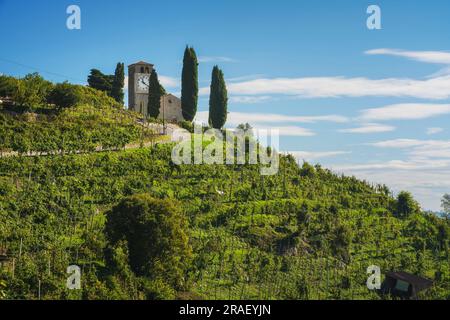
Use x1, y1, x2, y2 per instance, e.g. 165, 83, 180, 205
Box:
128, 61, 184, 122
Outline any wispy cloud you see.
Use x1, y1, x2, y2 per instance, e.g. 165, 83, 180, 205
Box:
198, 56, 237, 63
366, 48, 450, 78
194, 111, 333, 136
199, 76, 450, 100
369, 138, 450, 159
426, 127, 444, 135
359, 103, 450, 121
194, 111, 348, 127
331, 158, 450, 211
267, 126, 315, 136
286, 151, 351, 161
227, 74, 266, 82
365, 48, 450, 65
339, 123, 396, 134
229, 96, 273, 104
159, 75, 179, 88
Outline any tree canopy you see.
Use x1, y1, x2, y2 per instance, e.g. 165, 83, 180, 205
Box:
105, 194, 192, 290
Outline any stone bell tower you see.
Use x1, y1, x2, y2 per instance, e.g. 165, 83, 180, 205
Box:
128, 61, 154, 115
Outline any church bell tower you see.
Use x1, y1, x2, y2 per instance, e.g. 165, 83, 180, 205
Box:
128, 61, 154, 116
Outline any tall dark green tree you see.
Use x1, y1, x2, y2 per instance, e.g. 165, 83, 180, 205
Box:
208, 65, 228, 129
181, 46, 198, 121
87, 69, 114, 93
148, 69, 164, 119
111, 62, 125, 104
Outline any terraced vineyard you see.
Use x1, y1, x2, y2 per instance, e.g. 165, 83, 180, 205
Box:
0, 140, 448, 299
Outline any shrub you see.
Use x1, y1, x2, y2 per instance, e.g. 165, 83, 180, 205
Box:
105, 194, 192, 290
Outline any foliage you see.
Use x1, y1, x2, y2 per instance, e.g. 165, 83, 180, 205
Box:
110, 63, 125, 105
0, 73, 53, 109
396, 191, 420, 218
105, 194, 192, 290
441, 194, 450, 217
208, 66, 228, 129
147, 70, 163, 119
87, 69, 114, 94
47, 82, 80, 109
179, 120, 194, 133
181, 46, 198, 122
0, 103, 142, 155
0, 142, 448, 300
0, 84, 448, 300
1, 73, 118, 112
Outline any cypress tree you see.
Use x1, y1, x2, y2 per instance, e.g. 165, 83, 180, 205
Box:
208, 65, 228, 129
111, 62, 125, 104
148, 69, 163, 119
181, 46, 198, 121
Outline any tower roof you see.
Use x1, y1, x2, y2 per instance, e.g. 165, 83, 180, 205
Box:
128, 61, 154, 67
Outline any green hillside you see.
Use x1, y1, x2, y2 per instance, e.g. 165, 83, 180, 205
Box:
0, 75, 448, 300
0, 137, 448, 299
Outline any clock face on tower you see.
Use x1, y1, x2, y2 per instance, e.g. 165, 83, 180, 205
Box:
136, 73, 149, 93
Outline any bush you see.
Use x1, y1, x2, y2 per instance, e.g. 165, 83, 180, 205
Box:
48, 82, 118, 109
1, 73, 53, 109
105, 194, 192, 290
47, 82, 79, 109
179, 120, 194, 133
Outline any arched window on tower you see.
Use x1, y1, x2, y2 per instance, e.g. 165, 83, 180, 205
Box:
140, 66, 145, 73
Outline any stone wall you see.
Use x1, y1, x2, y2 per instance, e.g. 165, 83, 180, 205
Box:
159, 94, 183, 122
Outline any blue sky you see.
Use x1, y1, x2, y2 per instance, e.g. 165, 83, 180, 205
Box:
1, 0, 450, 210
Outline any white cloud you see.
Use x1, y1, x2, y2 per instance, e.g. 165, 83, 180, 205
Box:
265, 126, 315, 137
227, 74, 266, 82
369, 139, 450, 159
330, 162, 450, 211
194, 111, 348, 127
199, 76, 450, 100
339, 123, 395, 134
426, 127, 444, 135
159, 75, 179, 88
370, 139, 426, 148
193, 111, 318, 136
337, 138, 450, 210
365, 48, 450, 65
229, 96, 273, 104
286, 151, 351, 161
359, 103, 450, 121
428, 66, 450, 78
198, 56, 237, 63
334, 159, 450, 171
